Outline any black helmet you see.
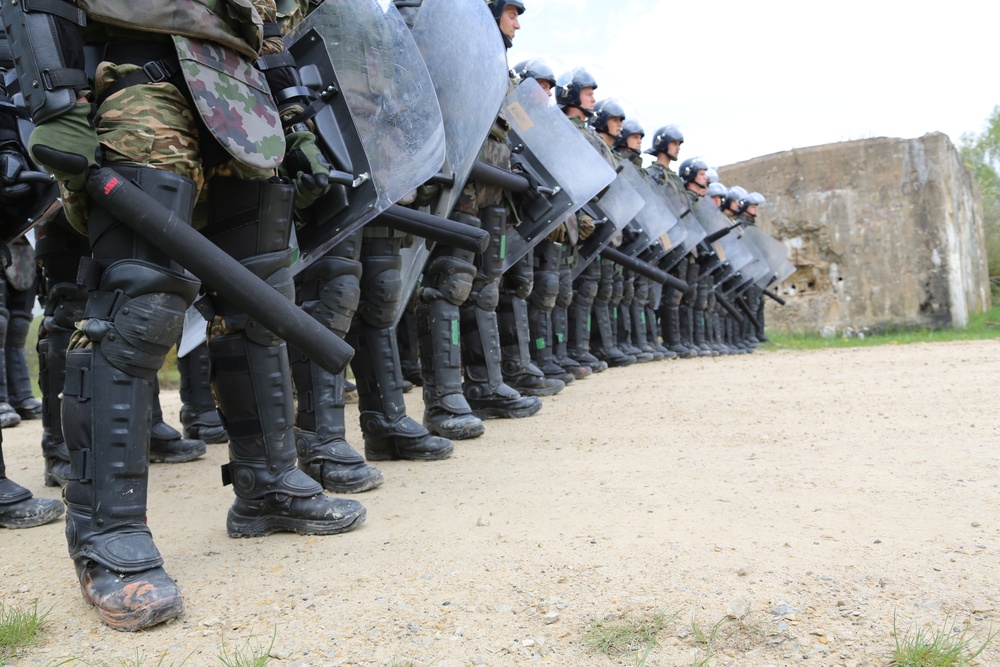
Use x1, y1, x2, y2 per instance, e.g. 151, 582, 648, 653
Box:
613, 118, 645, 150
556, 67, 598, 116
591, 99, 626, 136
488, 0, 525, 48
513, 58, 556, 89
644, 124, 684, 157
488, 0, 525, 19
740, 191, 766, 214
679, 157, 709, 184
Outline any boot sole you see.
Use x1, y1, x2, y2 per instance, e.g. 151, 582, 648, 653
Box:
149, 442, 207, 464
471, 402, 542, 420
425, 421, 486, 441
513, 385, 564, 397
364, 444, 455, 462
183, 427, 229, 445
0, 502, 64, 529
83, 585, 184, 632
318, 471, 386, 494
227, 505, 366, 538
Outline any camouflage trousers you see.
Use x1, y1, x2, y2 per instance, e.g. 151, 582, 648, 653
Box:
60, 61, 273, 233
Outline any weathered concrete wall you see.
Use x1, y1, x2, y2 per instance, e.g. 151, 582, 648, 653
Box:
719, 133, 990, 334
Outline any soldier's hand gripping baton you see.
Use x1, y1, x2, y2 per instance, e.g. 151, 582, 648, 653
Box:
86, 167, 355, 375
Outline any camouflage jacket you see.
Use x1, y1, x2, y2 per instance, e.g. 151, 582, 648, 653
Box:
734, 212, 757, 228
614, 146, 643, 170
645, 162, 685, 201
81, 0, 284, 170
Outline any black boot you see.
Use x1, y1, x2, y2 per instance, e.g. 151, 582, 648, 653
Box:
461, 300, 542, 420
417, 297, 484, 440
0, 434, 63, 528
350, 322, 455, 459
178, 342, 228, 444
38, 319, 75, 487
7, 313, 42, 419
290, 346, 384, 493
591, 298, 635, 367
150, 377, 206, 463
499, 292, 564, 396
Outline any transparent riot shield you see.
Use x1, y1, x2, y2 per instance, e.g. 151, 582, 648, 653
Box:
396, 0, 510, 319
742, 225, 795, 288
618, 162, 679, 260
499, 78, 616, 269
691, 196, 757, 278
288, 0, 446, 270
570, 165, 646, 279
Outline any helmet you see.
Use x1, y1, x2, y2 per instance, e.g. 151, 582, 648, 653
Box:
488, 0, 525, 48
591, 99, 626, 136
707, 182, 728, 199
556, 68, 598, 115
723, 185, 748, 208
706, 167, 719, 184
740, 191, 766, 214
644, 124, 684, 156
678, 157, 709, 184
513, 58, 556, 89
613, 118, 645, 150
488, 0, 525, 19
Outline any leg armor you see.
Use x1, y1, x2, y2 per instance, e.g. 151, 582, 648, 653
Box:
396, 295, 422, 386
416, 217, 484, 439
528, 240, 573, 383
553, 254, 590, 378
0, 283, 19, 428
499, 252, 563, 396
590, 258, 634, 367
148, 376, 206, 463
6, 277, 43, 419
568, 259, 604, 371
35, 215, 88, 487
292, 231, 385, 490
177, 341, 228, 443
460, 208, 541, 419
349, 235, 454, 460
202, 177, 366, 537
63, 165, 199, 631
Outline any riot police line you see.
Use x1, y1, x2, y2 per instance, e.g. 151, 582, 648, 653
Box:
0, 0, 793, 632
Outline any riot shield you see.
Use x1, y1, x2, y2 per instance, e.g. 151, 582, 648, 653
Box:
691, 196, 756, 278
0, 69, 59, 241
742, 225, 795, 288
618, 161, 680, 260
287, 0, 446, 269
570, 165, 646, 279
396, 0, 509, 318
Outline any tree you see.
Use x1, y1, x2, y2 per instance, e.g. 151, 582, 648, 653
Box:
960, 105, 1000, 286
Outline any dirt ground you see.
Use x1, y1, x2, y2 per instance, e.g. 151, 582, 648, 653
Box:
3, 340, 1000, 667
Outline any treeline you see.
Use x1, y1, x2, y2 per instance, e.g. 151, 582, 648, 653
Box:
960, 105, 1000, 295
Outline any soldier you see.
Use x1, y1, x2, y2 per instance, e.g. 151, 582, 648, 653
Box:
679, 157, 723, 356
611, 119, 654, 363
707, 181, 727, 209
2, 0, 368, 630
3, 238, 43, 423
587, 99, 635, 368
733, 191, 769, 344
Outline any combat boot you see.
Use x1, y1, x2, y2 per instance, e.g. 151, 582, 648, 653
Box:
417, 296, 484, 440
663, 305, 692, 358
290, 350, 384, 493
149, 378, 206, 463
178, 342, 228, 444
591, 299, 635, 367
0, 438, 63, 528
529, 303, 574, 383
500, 293, 564, 396
38, 320, 75, 487
551, 299, 590, 380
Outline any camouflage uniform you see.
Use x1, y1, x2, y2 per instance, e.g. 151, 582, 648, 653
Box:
3, 0, 365, 631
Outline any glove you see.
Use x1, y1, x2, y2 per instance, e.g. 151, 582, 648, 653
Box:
577, 213, 596, 241
0, 141, 32, 205
548, 223, 567, 243
28, 102, 100, 194
282, 130, 331, 210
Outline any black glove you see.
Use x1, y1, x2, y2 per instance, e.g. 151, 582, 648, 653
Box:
0, 140, 32, 205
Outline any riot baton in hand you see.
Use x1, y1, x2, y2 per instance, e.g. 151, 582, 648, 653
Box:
86, 167, 354, 375
601, 246, 689, 291
736, 294, 763, 332
374, 204, 489, 253
764, 289, 786, 306
469, 160, 558, 196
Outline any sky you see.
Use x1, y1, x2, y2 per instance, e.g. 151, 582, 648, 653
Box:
506, 0, 1000, 169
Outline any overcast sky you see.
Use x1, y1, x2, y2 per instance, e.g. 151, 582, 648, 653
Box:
507, 0, 999, 169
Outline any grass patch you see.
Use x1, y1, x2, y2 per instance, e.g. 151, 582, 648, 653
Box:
0, 602, 48, 664
890, 614, 996, 666
762, 305, 1000, 351
217, 629, 275, 667
583, 609, 675, 659
73, 652, 190, 667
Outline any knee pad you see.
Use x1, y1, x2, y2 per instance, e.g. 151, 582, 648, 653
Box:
356, 254, 403, 328
43, 282, 87, 333
471, 277, 500, 312
297, 255, 363, 337
422, 255, 476, 306
555, 270, 574, 309
80, 261, 199, 378
477, 207, 508, 281
576, 278, 599, 302
528, 270, 559, 310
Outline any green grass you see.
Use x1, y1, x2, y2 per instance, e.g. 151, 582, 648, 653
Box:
583, 609, 675, 658
217, 629, 275, 667
762, 305, 1000, 351
0, 602, 48, 664
890, 614, 996, 666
